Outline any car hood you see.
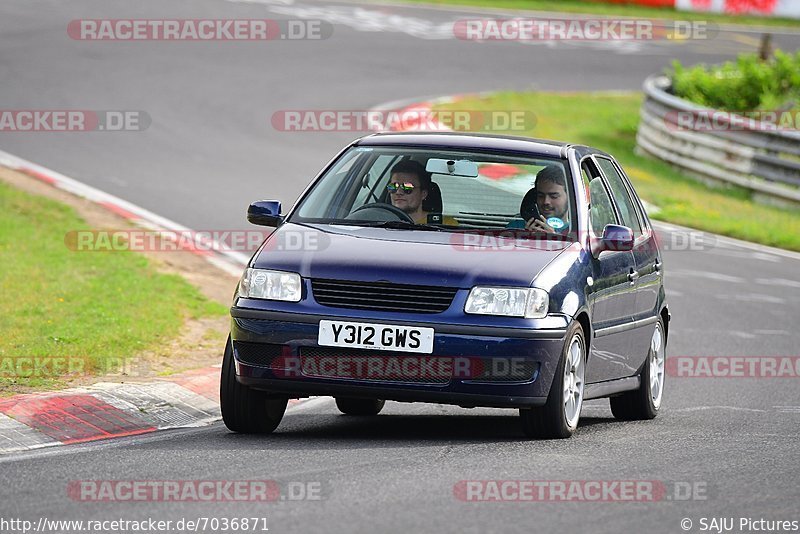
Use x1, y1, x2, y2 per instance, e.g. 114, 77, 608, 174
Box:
252, 223, 573, 288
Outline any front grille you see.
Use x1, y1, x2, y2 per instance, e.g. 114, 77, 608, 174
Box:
298, 347, 451, 385
233, 341, 285, 367
310, 278, 457, 313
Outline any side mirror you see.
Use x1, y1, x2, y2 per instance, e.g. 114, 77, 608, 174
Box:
592, 224, 634, 256
247, 200, 283, 227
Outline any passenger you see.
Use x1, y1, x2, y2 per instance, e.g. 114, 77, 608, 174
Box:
508, 165, 570, 234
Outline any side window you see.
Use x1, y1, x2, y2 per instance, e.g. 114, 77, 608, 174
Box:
588, 178, 616, 236
582, 160, 616, 237
297, 149, 365, 219
595, 158, 643, 237
579, 166, 591, 206
617, 162, 650, 233
352, 155, 398, 207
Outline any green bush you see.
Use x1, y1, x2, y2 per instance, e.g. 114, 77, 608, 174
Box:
670, 50, 800, 113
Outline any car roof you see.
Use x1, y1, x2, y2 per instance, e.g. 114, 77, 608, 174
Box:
354, 132, 611, 159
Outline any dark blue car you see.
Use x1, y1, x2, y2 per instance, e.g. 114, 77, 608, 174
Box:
221, 132, 669, 439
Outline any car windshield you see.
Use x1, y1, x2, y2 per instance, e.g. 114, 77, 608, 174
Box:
290, 146, 576, 239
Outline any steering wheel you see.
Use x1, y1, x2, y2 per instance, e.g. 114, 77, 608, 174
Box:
347, 203, 415, 223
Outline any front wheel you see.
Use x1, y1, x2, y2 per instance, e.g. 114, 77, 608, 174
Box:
520, 322, 586, 439
335, 398, 385, 416
610, 318, 666, 420
220, 336, 288, 433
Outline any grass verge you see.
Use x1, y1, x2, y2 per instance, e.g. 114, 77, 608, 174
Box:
0, 178, 228, 392
397, 0, 800, 28
434, 91, 800, 251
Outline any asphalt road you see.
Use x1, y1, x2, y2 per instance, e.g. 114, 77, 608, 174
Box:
1, 1, 799, 533
2, 0, 800, 231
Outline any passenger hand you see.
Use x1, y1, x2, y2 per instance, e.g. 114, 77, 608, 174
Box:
524, 215, 555, 234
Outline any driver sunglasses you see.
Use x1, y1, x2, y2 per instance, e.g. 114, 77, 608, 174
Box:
386, 182, 416, 195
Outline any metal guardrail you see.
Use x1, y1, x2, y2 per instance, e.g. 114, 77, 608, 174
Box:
636, 74, 800, 207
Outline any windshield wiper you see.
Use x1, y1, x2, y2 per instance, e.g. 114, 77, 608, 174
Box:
351, 220, 445, 231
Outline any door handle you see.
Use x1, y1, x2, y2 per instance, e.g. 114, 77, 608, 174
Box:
627, 270, 640, 283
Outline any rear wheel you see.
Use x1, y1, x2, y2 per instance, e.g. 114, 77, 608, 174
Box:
520, 322, 585, 439
335, 398, 385, 416
220, 336, 288, 433
610, 318, 665, 420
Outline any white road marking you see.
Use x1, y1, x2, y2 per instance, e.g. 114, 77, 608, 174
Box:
774, 406, 800, 414
753, 329, 791, 336
229, 0, 295, 4
728, 331, 757, 339
755, 278, 800, 289
248, 2, 654, 53
668, 268, 746, 284
324, 0, 800, 37
269, 4, 456, 39
672, 406, 766, 413
653, 220, 800, 262
716, 293, 786, 305
707, 248, 781, 263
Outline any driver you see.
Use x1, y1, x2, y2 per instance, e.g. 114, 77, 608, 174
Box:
386, 160, 431, 224
386, 160, 459, 226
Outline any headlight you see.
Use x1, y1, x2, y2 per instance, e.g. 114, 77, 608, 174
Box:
464, 287, 549, 318
238, 268, 302, 302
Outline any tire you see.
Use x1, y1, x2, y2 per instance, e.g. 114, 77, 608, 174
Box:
610, 317, 666, 421
335, 398, 385, 416
220, 336, 288, 433
520, 321, 586, 439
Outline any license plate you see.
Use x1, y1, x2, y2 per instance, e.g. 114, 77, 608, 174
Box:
318, 320, 434, 354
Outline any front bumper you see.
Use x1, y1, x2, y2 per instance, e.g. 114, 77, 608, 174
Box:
230, 307, 569, 409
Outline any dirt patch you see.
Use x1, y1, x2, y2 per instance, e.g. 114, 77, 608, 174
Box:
0, 166, 240, 393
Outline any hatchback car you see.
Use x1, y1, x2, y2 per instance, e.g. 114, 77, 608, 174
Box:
221, 132, 669, 439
